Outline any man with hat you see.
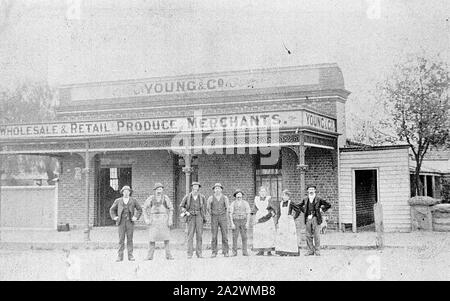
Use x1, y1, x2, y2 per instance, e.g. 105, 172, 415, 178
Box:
109, 185, 143, 262
229, 189, 251, 256
180, 181, 207, 258
143, 183, 174, 260
299, 185, 331, 256
206, 183, 230, 257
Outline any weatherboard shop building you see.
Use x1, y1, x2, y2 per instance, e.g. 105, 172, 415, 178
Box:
0, 63, 412, 238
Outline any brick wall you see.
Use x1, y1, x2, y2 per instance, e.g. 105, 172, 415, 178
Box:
58, 154, 90, 228
57, 147, 339, 231
127, 150, 175, 206
58, 150, 175, 228
280, 147, 339, 230
305, 148, 339, 230
197, 152, 255, 204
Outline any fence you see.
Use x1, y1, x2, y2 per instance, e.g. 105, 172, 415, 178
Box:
0, 185, 58, 230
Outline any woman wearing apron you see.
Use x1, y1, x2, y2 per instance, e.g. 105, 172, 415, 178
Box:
252, 186, 277, 256
143, 183, 174, 260
275, 189, 301, 256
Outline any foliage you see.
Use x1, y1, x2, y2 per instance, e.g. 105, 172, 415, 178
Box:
378, 55, 450, 195
0, 82, 59, 184
441, 178, 450, 204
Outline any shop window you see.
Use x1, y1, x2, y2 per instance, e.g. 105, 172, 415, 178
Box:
255, 151, 282, 201
434, 176, 442, 198
410, 173, 439, 197
109, 168, 119, 191
426, 175, 433, 197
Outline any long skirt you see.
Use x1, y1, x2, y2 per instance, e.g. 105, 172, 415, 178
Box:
252, 218, 276, 251
275, 215, 299, 255
148, 213, 170, 242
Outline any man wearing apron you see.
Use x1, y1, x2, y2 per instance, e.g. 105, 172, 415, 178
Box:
143, 182, 174, 260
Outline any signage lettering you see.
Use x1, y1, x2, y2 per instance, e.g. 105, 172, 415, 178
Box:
68, 68, 320, 101
0, 110, 335, 140
304, 112, 336, 132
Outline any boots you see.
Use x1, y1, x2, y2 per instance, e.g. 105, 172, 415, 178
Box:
165, 240, 174, 260
145, 242, 155, 260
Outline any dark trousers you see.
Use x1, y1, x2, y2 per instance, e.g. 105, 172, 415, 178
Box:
305, 216, 321, 253
232, 219, 248, 255
148, 240, 172, 259
211, 214, 229, 255
118, 219, 134, 258
187, 214, 203, 256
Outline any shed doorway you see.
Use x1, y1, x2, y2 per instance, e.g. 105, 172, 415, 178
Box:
355, 169, 378, 231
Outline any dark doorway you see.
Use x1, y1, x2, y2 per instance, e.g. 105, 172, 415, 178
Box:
96, 167, 132, 226
355, 169, 378, 231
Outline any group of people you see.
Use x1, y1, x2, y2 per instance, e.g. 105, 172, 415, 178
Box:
109, 181, 331, 262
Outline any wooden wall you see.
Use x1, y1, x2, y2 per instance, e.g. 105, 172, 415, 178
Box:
339, 147, 411, 232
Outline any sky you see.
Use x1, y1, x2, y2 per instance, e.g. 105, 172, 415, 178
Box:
0, 0, 449, 134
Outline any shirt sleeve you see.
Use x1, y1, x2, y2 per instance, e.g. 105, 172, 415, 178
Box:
206, 196, 212, 213
180, 194, 188, 210
165, 195, 174, 210
229, 201, 234, 215
224, 196, 230, 211
245, 201, 251, 214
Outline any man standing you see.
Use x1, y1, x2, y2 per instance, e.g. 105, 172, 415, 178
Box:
206, 183, 230, 258
299, 185, 331, 256
229, 189, 251, 256
180, 181, 207, 259
143, 183, 174, 260
109, 185, 143, 262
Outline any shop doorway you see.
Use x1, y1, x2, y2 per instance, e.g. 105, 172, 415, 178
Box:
96, 166, 132, 226
354, 169, 378, 231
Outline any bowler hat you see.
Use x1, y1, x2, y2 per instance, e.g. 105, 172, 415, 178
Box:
306, 185, 317, 190
120, 185, 132, 194
233, 189, 244, 197
191, 181, 202, 188
212, 183, 223, 190
153, 182, 164, 190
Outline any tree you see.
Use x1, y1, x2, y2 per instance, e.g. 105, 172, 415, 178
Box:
378, 55, 450, 196
346, 93, 398, 146
0, 82, 59, 185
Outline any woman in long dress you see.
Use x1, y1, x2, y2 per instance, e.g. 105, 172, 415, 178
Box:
275, 189, 301, 256
252, 186, 277, 256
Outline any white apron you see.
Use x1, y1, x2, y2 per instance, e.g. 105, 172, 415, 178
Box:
147, 197, 171, 242
252, 196, 276, 250
275, 200, 298, 254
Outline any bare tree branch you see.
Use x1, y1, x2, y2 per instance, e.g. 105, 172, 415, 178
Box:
379, 55, 450, 195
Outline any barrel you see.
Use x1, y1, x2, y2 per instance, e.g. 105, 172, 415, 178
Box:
431, 204, 450, 232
